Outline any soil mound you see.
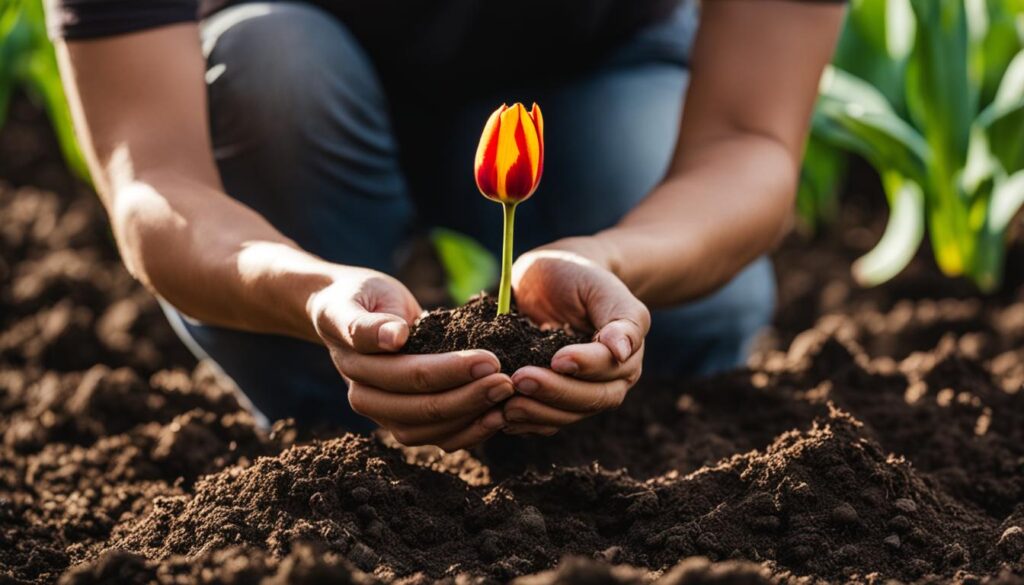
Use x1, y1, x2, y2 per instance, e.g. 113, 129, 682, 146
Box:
403, 295, 589, 373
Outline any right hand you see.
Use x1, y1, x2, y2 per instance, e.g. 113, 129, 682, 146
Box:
307, 267, 512, 450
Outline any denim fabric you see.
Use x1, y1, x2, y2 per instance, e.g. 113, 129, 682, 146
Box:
164, 1, 775, 429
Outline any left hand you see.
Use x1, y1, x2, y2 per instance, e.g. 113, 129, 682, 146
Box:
506, 238, 650, 435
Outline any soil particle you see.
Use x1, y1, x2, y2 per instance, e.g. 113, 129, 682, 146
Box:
403, 294, 589, 373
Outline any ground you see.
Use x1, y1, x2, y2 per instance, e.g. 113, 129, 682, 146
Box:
1, 96, 1023, 584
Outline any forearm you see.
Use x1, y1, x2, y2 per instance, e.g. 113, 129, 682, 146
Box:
109, 170, 336, 343
592, 133, 796, 307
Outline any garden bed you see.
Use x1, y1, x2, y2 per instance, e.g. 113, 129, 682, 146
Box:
1, 99, 1022, 584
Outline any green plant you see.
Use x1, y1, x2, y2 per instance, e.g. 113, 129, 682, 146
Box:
430, 228, 498, 305
0, 0, 89, 181
812, 0, 1024, 291
796, 0, 915, 232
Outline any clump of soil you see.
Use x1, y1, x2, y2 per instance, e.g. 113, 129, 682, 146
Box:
403, 294, 589, 373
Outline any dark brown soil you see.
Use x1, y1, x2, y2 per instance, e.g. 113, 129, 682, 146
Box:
1, 96, 1023, 584
402, 295, 590, 373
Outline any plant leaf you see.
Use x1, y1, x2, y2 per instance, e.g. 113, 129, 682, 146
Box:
907, 0, 978, 277
978, 48, 1024, 171
814, 66, 929, 183
852, 172, 927, 286
430, 228, 498, 305
797, 135, 847, 233
970, 169, 1024, 290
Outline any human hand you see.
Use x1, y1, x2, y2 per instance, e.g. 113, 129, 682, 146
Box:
308, 267, 512, 450
506, 239, 650, 435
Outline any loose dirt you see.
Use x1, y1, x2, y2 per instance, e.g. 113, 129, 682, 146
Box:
1, 98, 1022, 584
403, 295, 589, 373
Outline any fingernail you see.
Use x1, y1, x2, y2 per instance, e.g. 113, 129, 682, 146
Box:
552, 359, 578, 375
487, 382, 513, 403
482, 412, 506, 430
613, 338, 631, 362
516, 378, 539, 395
471, 361, 499, 379
378, 321, 404, 350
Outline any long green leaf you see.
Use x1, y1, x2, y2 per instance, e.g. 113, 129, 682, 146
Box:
852, 172, 927, 286
978, 49, 1024, 172
908, 0, 977, 276
971, 170, 1024, 290
814, 66, 929, 183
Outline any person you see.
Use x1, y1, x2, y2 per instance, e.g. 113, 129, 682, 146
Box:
48, 0, 845, 450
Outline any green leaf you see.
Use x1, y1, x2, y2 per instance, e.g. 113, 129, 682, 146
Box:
814, 66, 929, 183
430, 228, 499, 305
907, 0, 978, 276
978, 49, 1024, 171
852, 172, 927, 286
970, 169, 1024, 290
797, 135, 847, 233
834, 0, 915, 108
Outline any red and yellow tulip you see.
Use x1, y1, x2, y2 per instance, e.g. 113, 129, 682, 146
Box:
475, 103, 544, 204
474, 102, 545, 315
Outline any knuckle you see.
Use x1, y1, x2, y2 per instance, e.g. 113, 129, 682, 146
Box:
420, 396, 445, 423
626, 366, 642, 387
410, 364, 434, 392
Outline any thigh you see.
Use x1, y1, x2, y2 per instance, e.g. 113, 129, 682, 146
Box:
203, 1, 413, 272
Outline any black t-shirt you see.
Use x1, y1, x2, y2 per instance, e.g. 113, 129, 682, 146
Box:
46, 0, 844, 94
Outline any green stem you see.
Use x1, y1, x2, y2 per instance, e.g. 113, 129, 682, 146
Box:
497, 202, 517, 315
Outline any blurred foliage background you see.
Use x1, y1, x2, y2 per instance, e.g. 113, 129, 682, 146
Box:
801, 0, 1024, 292
2, 0, 1023, 295
1, 0, 88, 181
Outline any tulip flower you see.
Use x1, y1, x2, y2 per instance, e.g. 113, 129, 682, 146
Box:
474, 102, 544, 315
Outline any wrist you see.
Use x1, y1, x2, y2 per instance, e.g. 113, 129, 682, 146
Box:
538, 235, 623, 276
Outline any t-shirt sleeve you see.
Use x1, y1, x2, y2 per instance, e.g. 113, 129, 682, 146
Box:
46, 0, 199, 40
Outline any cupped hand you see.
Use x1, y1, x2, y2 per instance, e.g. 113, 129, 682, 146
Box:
507, 240, 650, 435
308, 267, 512, 450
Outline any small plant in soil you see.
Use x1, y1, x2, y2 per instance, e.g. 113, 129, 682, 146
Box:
404, 103, 587, 371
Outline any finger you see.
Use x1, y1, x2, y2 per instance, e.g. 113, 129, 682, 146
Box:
503, 423, 560, 436
338, 350, 501, 393
596, 318, 647, 363
511, 364, 636, 413
348, 311, 410, 353
348, 373, 513, 425
436, 409, 507, 452
503, 395, 587, 427
387, 413, 475, 446
550, 342, 635, 382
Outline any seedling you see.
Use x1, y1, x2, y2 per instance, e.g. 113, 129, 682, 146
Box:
474, 102, 544, 315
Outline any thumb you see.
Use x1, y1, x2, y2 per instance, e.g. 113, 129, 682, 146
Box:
343, 309, 410, 353
310, 279, 420, 354
587, 282, 651, 363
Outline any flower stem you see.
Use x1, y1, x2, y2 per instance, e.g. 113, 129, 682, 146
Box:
497, 202, 517, 315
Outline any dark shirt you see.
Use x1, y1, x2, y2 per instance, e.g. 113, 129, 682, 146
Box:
46, 0, 844, 95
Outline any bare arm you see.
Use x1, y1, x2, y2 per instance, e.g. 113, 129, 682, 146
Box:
557, 0, 845, 307
505, 1, 844, 433
57, 24, 339, 341
58, 25, 511, 448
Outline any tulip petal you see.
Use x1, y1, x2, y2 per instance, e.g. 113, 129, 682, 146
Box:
475, 104, 505, 199
505, 117, 537, 199
495, 104, 525, 200
530, 103, 544, 184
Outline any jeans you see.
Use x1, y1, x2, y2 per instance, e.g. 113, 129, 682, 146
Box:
164, 1, 776, 430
